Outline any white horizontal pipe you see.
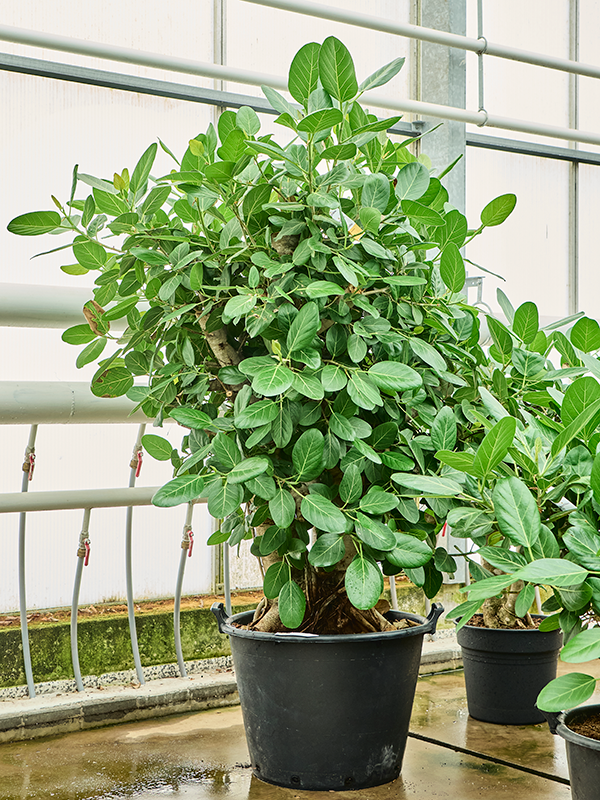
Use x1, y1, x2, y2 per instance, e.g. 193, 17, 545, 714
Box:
0, 24, 288, 90
0, 486, 207, 513
0, 381, 150, 424
1, 25, 598, 147
241, 0, 600, 80
0, 284, 143, 330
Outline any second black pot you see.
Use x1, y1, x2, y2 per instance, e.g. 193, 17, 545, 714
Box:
457, 619, 563, 724
543, 704, 600, 800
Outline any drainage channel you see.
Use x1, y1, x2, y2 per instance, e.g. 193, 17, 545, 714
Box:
408, 731, 570, 786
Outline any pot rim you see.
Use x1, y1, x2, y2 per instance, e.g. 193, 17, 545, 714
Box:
549, 705, 600, 751
457, 614, 560, 633
212, 602, 443, 642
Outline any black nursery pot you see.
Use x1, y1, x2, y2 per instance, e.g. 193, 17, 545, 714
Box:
543, 705, 600, 800
457, 618, 563, 725
212, 602, 443, 791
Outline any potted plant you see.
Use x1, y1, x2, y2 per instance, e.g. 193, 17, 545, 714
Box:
434, 299, 600, 724
8, 38, 515, 790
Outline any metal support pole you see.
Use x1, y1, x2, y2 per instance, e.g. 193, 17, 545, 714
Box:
125, 424, 146, 686
18, 425, 38, 698
222, 531, 232, 616
70, 508, 91, 693
389, 575, 399, 611
568, 0, 580, 316
174, 503, 194, 678
477, 0, 485, 114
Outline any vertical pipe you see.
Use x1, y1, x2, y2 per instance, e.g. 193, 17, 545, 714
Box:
125, 424, 146, 686
174, 503, 194, 678
70, 508, 91, 692
534, 586, 543, 616
223, 528, 232, 616
568, 0, 580, 316
477, 0, 485, 112
18, 424, 38, 698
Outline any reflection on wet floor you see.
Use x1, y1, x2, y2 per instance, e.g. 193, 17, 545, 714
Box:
1, 662, 594, 800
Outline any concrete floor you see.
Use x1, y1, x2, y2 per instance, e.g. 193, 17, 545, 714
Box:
1, 661, 595, 800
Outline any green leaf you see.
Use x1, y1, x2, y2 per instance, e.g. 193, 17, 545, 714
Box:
228, 457, 270, 484
446, 600, 482, 631
76, 337, 106, 368
288, 42, 321, 105
308, 534, 346, 567
561, 628, 600, 663
301, 494, 346, 533
213, 433, 241, 471
251, 362, 294, 396
347, 334, 367, 363
591, 451, 600, 504
321, 365, 348, 392
359, 56, 405, 92
235, 399, 279, 429
321, 143, 357, 160
206, 480, 243, 518
552, 397, 600, 456
361, 173, 390, 213
477, 546, 527, 573
62, 324, 95, 345
264, 561, 289, 599
269, 488, 296, 529
73, 240, 107, 269
7, 211, 61, 235
440, 243, 465, 292
297, 108, 343, 133
571, 317, 600, 352
345, 555, 383, 610
130, 143, 158, 196
492, 477, 540, 548
462, 573, 518, 603
142, 434, 173, 461
435, 450, 475, 473
471, 416, 516, 477
286, 302, 320, 353
354, 513, 396, 550
305, 281, 345, 299
246, 474, 277, 501
402, 200, 445, 227
359, 207, 381, 234
292, 371, 324, 401
517, 558, 589, 587
152, 475, 204, 507
90, 367, 133, 398
339, 463, 363, 504
431, 407, 457, 452
513, 302, 539, 344
514, 583, 536, 618
243, 184, 271, 222
259, 526, 288, 556
78, 173, 120, 194
224, 293, 257, 320
387, 534, 432, 569
271, 405, 293, 448
561, 376, 600, 434
480, 193, 517, 227
347, 372, 382, 410
409, 338, 447, 373
391, 473, 463, 496
236, 105, 261, 136
93, 188, 128, 216
319, 36, 358, 102
278, 580, 306, 629
536, 673, 597, 712
293, 429, 324, 480
487, 316, 513, 357
563, 527, 600, 571
367, 361, 422, 393
170, 407, 213, 430
395, 162, 430, 201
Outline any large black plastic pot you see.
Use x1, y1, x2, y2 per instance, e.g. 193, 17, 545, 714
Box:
212, 601, 443, 791
456, 618, 562, 724
543, 705, 600, 800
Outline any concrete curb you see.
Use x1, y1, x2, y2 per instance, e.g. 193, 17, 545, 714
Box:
0, 638, 462, 743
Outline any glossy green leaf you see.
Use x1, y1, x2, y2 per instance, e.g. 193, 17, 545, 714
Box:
213, 433, 241, 471
246, 474, 277, 501
62, 324, 95, 345
228, 457, 270, 484
345, 555, 384, 610
130, 143, 157, 195
321, 365, 347, 392
513, 302, 539, 344
305, 281, 345, 299
170, 407, 213, 430
90, 367, 133, 398
409, 338, 447, 373
308, 534, 346, 568
431, 407, 457, 452
395, 162, 430, 201
297, 108, 343, 133
462, 573, 517, 603
440, 242, 465, 292
292, 429, 324, 480
235, 399, 279, 429
339, 463, 362, 504
471, 416, 516, 477
387, 534, 432, 569
477, 546, 527, 574
367, 361, 422, 392
288, 42, 321, 105
391, 473, 463, 496
435, 450, 475, 473
492, 477, 540, 548
73, 240, 107, 270
347, 372, 382, 410
480, 193, 517, 227
517, 558, 589, 587
75, 337, 106, 368
514, 583, 536, 618
537, 673, 597, 712
359, 56, 405, 92
251, 362, 294, 396
361, 173, 390, 213
487, 316, 513, 357
354, 513, 396, 550
570, 316, 600, 352
318, 36, 358, 102
292, 371, 325, 401
269, 488, 296, 529
561, 628, 600, 663
301, 493, 346, 533
152, 475, 204, 507
206, 480, 243, 518
264, 561, 289, 599
551, 397, 600, 456
286, 302, 320, 353
279, 580, 306, 629
7, 210, 61, 235
141, 434, 173, 461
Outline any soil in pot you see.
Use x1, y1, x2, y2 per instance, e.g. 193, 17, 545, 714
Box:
569, 713, 600, 741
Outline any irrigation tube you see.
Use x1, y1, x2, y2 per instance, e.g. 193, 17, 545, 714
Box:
1, 24, 599, 146
241, 0, 600, 80
174, 503, 194, 678
70, 508, 91, 693
18, 425, 38, 699
125, 425, 147, 686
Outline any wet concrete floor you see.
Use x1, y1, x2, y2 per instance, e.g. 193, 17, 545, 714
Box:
1, 660, 596, 800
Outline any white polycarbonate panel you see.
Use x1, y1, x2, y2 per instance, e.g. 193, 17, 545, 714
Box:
466, 0, 571, 145
576, 1, 600, 153
466, 147, 570, 318
576, 164, 600, 319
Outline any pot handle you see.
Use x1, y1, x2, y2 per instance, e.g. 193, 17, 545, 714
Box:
422, 602, 444, 634
211, 602, 229, 633
538, 708, 561, 735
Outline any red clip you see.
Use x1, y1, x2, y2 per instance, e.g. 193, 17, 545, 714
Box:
440, 522, 448, 538
84, 540, 91, 567
188, 531, 194, 558
135, 451, 143, 478
28, 453, 36, 482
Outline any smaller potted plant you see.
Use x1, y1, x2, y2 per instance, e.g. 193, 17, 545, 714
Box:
433, 299, 600, 724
